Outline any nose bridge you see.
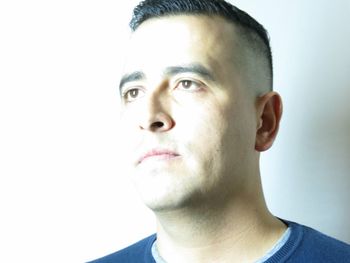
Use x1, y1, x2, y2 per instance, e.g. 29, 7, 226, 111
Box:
139, 84, 174, 132
145, 87, 165, 114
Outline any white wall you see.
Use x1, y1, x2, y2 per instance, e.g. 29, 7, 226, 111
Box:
236, 0, 350, 243
0, 1, 349, 262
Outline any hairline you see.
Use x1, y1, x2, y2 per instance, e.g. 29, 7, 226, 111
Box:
131, 13, 272, 94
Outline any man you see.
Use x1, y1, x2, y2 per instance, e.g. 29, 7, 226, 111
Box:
90, 0, 350, 262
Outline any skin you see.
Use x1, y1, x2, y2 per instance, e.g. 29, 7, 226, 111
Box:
119, 15, 284, 263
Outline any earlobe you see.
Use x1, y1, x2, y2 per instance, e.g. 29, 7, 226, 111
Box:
255, 92, 283, 152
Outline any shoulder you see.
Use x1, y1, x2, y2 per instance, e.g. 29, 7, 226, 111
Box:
87, 234, 156, 263
298, 222, 350, 261
276, 219, 350, 263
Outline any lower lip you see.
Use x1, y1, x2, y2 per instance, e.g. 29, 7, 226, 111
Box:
140, 154, 180, 164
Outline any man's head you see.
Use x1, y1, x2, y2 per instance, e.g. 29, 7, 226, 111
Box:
119, 0, 282, 213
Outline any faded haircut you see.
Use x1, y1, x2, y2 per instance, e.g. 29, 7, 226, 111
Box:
129, 0, 273, 91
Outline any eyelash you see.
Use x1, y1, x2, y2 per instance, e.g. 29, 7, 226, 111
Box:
122, 87, 144, 102
121, 79, 204, 103
175, 79, 202, 91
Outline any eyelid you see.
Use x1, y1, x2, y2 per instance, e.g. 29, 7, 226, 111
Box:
121, 86, 146, 103
121, 83, 144, 96
173, 77, 205, 89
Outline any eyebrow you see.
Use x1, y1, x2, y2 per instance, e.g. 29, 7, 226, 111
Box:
119, 71, 145, 94
163, 64, 215, 81
119, 63, 215, 95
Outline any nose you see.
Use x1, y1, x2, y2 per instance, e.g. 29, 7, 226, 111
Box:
139, 95, 175, 132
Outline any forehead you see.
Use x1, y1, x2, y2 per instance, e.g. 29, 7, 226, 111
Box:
123, 15, 239, 79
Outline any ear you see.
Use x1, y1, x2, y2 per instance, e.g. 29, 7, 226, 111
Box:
255, 92, 283, 152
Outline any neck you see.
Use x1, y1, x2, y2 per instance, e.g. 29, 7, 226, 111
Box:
154, 180, 286, 263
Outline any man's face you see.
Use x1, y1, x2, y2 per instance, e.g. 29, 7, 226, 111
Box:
119, 15, 260, 212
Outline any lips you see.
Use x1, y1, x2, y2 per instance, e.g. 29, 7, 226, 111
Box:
138, 149, 180, 164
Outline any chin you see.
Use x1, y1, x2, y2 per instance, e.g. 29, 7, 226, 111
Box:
135, 178, 198, 213
145, 200, 185, 213
144, 196, 199, 213
131, 160, 206, 212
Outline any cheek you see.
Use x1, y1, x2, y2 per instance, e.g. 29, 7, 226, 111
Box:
176, 100, 228, 167
187, 97, 250, 162
118, 108, 143, 162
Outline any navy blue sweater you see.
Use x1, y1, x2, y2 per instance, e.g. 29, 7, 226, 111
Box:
88, 220, 350, 262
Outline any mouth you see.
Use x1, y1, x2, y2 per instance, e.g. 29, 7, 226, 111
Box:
138, 149, 180, 164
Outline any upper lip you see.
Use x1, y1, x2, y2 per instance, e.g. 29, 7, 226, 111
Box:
137, 148, 180, 164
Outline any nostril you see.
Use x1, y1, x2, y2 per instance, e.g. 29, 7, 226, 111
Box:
151, 121, 164, 129
140, 112, 174, 132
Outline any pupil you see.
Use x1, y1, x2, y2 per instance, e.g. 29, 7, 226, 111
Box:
130, 89, 138, 98
183, 81, 191, 88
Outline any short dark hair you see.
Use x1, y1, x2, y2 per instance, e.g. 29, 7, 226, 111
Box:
129, 0, 273, 90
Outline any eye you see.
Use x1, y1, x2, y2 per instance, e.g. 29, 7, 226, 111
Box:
122, 87, 145, 102
177, 80, 201, 91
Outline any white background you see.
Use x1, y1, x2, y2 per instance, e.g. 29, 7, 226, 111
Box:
0, 1, 349, 262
